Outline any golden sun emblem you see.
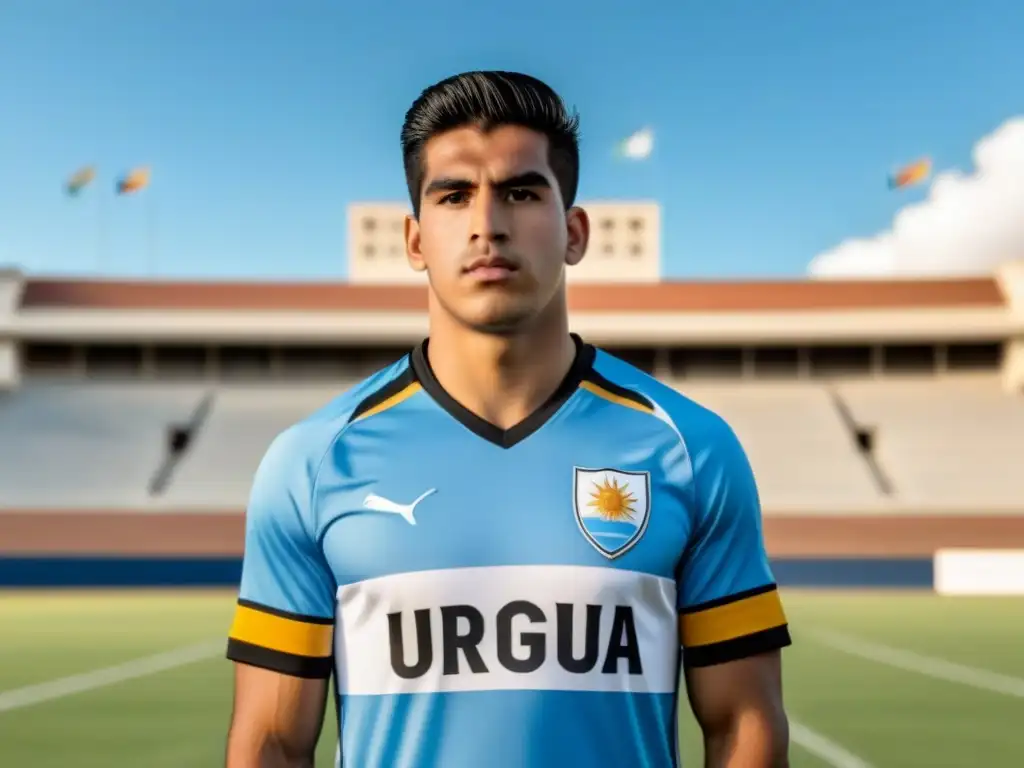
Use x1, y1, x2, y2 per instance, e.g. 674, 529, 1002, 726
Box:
588, 476, 638, 522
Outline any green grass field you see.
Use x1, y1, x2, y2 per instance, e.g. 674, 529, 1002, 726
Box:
1, 589, 1021, 767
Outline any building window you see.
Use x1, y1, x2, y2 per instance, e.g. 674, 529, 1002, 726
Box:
808, 346, 873, 377
752, 347, 800, 378
85, 344, 144, 377
882, 344, 936, 374
670, 347, 744, 379
21, 343, 76, 375
945, 342, 1001, 371
628, 217, 643, 232
218, 346, 273, 380
363, 245, 376, 258
362, 217, 377, 231
153, 346, 208, 379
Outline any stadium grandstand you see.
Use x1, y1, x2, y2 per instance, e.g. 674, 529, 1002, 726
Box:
1, 257, 1022, 514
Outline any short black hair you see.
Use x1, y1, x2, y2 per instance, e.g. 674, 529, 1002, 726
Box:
401, 70, 581, 217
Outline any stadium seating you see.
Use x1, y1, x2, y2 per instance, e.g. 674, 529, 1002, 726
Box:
159, 383, 353, 507
2, 374, 1021, 513
837, 376, 1024, 510
0, 382, 206, 507
669, 381, 885, 512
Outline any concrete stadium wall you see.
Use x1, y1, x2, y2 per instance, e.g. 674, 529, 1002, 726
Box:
2, 511, 1024, 589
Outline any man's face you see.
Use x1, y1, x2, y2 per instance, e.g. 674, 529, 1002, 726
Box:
405, 124, 588, 334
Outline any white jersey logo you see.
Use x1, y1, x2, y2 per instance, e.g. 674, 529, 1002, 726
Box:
362, 489, 436, 525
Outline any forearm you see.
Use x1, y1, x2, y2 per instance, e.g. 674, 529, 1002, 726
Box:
703, 710, 789, 768
225, 665, 327, 768
225, 728, 316, 768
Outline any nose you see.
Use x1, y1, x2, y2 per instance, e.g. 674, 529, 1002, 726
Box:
469, 186, 510, 244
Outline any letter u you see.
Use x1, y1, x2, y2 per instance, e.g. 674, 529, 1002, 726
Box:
388, 609, 433, 679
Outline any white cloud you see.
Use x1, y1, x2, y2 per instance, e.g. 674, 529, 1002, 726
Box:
808, 117, 1024, 278
620, 127, 654, 160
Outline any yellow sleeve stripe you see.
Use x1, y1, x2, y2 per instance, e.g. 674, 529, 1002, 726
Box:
353, 382, 421, 422
228, 604, 334, 658
580, 381, 654, 415
680, 588, 787, 648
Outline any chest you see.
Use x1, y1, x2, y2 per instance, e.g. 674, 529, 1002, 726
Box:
318, 415, 695, 694
314, 428, 693, 590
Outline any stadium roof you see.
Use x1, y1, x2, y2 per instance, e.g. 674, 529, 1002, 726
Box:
16, 274, 1008, 312
3, 267, 1020, 346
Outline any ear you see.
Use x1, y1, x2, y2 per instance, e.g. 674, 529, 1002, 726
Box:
404, 213, 427, 272
564, 206, 590, 267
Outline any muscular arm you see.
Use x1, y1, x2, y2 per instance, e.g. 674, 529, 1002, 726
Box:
672, 411, 792, 767
223, 425, 339, 767
225, 664, 329, 768
685, 650, 789, 768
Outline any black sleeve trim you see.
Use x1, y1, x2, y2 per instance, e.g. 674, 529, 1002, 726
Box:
236, 598, 334, 625
226, 638, 334, 679
683, 624, 792, 668
681, 582, 779, 615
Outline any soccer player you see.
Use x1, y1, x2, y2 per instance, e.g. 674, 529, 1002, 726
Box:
224, 70, 791, 768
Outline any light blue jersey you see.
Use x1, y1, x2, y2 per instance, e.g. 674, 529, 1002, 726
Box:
227, 334, 791, 768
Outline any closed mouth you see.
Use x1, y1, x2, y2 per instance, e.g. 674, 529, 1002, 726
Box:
464, 256, 518, 274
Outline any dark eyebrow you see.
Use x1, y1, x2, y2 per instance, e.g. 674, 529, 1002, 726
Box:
423, 171, 552, 197
494, 171, 551, 191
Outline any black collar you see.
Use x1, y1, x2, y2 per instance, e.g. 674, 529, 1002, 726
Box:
410, 333, 595, 449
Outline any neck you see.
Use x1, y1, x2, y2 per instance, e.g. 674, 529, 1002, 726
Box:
425, 298, 577, 430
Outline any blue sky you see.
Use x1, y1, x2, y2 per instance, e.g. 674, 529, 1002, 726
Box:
1, 0, 1021, 281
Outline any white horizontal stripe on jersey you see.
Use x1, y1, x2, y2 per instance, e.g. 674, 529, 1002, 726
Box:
335, 564, 679, 696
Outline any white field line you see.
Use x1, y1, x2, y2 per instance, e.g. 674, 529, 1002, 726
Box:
0, 636, 875, 768
0, 639, 224, 713
789, 719, 875, 768
810, 629, 1024, 699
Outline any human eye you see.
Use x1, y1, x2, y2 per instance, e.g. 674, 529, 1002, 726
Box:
506, 188, 539, 203
439, 191, 468, 205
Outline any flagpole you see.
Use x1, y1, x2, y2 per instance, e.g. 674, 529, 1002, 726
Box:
96, 186, 107, 274
146, 190, 158, 276
65, 166, 103, 272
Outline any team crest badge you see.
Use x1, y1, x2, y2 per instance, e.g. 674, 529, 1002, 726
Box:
573, 467, 651, 559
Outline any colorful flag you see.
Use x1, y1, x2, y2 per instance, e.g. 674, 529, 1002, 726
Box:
116, 167, 151, 195
616, 127, 654, 160
65, 166, 96, 196
887, 157, 931, 190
